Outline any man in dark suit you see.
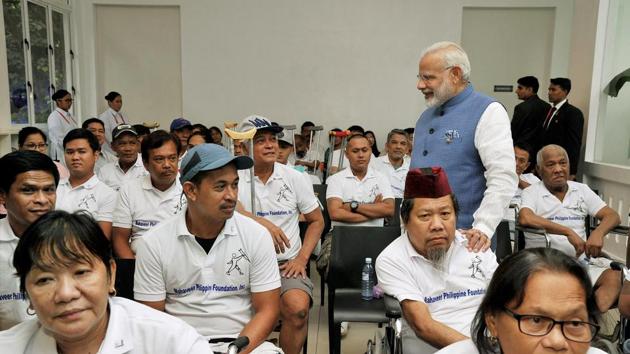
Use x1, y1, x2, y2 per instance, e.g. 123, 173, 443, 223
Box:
511, 76, 550, 162
540, 77, 584, 178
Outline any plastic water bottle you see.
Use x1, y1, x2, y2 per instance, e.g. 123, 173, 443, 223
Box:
361, 257, 375, 300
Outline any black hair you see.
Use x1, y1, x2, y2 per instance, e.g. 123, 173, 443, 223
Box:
346, 133, 368, 146
471, 248, 599, 353
132, 124, 151, 136
517, 76, 540, 93
13, 210, 113, 293
0, 150, 60, 194
301, 121, 315, 130
51, 89, 70, 101
141, 130, 182, 162
18, 127, 47, 147
514, 141, 533, 157
365, 130, 380, 156
188, 130, 211, 144
331, 128, 342, 132
278, 139, 292, 148
63, 128, 100, 152
104, 91, 121, 102
550, 77, 572, 94
400, 195, 459, 225
404, 127, 415, 135
347, 125, 365, 134
82, 117, 105, 130
192, 123, 208, 133
208, 126, 223, 139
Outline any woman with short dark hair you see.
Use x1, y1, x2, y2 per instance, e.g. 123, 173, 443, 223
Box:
0, 210, 210, 353
436, 248, 605, 354
99, 91, 128, 154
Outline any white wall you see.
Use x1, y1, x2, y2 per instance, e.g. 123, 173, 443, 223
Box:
71, 0, 573, 148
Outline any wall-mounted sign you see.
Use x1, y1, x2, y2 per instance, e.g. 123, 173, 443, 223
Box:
493, 85, 513, 92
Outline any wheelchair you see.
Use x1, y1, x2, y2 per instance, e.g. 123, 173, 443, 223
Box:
365, 295, 403, 354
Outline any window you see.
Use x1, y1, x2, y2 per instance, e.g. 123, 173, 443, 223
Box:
2, 0, 74, 126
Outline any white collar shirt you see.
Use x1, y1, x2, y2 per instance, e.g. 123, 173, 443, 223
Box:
376, 155, 410, 198
55, 175, 117, 223
0, 218, 33, 330
325, 166, 394, 227
376, 231, 498, 336
503, 173, 540, 221
95, 148, 118, 174
134, 210, 281, 340
520, 180, 606, 256
0, 297, 211, 353
99, 108, 128, 145
238, 163, 319, 261
47, 108, 77, 162
112, 175, 186, 251
97, 154, 148, 191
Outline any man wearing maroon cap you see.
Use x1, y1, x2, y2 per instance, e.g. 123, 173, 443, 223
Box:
376, 167, 498, 353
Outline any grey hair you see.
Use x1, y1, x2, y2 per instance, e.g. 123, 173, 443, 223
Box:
420, 41, 471, 82
386, 129, 409, 143
536, 144, 569, 168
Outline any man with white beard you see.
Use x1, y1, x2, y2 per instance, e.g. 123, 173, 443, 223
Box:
410, 41, 517, 252
376, 167, 498, 353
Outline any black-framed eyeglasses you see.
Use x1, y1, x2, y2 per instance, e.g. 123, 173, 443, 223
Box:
504, 308, 599, 343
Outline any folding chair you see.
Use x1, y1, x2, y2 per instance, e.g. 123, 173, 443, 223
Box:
327, 226, 400, 354
114, 258, 135, 300
494, 220, 513, 262
385, 198, 402, 227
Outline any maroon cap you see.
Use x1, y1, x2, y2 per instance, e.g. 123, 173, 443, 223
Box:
404, 167, 453, 199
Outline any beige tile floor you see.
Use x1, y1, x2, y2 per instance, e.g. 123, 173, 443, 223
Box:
300, 261, 383, 354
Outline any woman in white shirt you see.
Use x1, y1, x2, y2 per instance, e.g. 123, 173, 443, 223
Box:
47, 89, 76, 162
99, 91, 128, 153
436, 248, 606, 354
0, 210, 210, 354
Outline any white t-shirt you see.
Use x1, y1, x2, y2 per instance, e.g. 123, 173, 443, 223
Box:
325, 166, 394, 227
113, 176, 186, 251
376, 155, 410, 198
97, 154, 148, 191
55, 175, 116, 223
134, 210, 281, 340
0, 297, 211, 354
435, 339, 606, 354
0, 218, 33, 330
503, 173, 540, 222
94, 148, 117, 175
47, 108, 77, 162
238, 163, 319, 261
520, 181, 606, 256
376, 232, 497, 352
99, 107, 128, 146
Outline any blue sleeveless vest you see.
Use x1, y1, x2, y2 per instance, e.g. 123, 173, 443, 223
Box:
410, 85, 495, 229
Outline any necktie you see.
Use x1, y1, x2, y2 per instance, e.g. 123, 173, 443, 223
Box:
543, 107, 557, 130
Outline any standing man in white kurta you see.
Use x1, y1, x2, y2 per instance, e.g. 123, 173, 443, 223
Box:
134, 143, 282, 353
112, 130, 185, 259
55, 128, 116, 239
236, 116, 324, 354
0, 151, 58, 330
376, 167, 498, 353
47, 89, 77, 162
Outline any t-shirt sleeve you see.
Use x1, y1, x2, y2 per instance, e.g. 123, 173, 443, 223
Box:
519, 184, 538, 213
580, 184, 607, 216
95, 185, 117, 222
112, 184, 132, 228
249, 226, 281, 293
133, 237, 167, 301
293, 172, 319, 214
376, 172, 395, 200
376, 247, 424, 303
325, 174, 343, 200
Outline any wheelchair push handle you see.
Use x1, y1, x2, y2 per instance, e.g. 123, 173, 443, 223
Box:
227, 336, 250, 354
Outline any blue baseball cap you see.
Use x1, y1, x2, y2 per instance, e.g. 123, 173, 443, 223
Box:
170, 117, 192, 131
180, 143, 253, 183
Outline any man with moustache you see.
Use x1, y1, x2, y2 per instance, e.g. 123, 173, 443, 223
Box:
377, 129, 411, 198
411, 41, 517, 252
376, 167, 498, 353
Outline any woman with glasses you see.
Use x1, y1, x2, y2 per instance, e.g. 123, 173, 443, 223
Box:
436, 248, 605, 354
47, 89, 77, 163
0, 210, 210, 353
18, 126, 69, 179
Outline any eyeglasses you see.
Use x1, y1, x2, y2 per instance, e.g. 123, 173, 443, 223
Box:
24, 143, 48, 150
417, 66, 453, 83
504, 308, 599, 343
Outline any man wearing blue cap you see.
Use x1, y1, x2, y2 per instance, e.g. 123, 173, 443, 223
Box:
134, 143, 282, 353
170, 117, 193, 152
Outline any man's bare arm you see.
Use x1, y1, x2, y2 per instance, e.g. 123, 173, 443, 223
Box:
401, 299, 467, 348
327, 198, 370, 223
238, 288, 281, 354
112, 226, 135, 259
356, 198, 394, 218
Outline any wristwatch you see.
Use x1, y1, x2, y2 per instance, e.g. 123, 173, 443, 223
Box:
350, 201, 359, 213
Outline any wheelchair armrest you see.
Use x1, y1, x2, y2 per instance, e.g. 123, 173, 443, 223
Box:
384, 294, 402, 319
515, 225, 551, 248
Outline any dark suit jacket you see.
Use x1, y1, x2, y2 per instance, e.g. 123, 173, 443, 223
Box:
541, 101, 584, 175
511, 95, 550, 152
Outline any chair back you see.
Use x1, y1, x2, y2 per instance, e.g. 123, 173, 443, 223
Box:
328, 226, 400, 290
494, 220, 513, 262
313, 184, 331, 236
386, 198, 402, 227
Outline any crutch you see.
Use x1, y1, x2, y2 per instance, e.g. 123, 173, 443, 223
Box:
280, 124, 297, 158
225, 127, 258, 215
326, 130, 352, 177
227, 336, 250, 354
223, 121, 238, 154
305, 125, 324, 164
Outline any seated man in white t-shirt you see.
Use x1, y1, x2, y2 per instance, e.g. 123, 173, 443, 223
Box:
326, 134, 394, 228
82, 117, 117, 174
134, 143, 282, 353
55, 128, 116, 239
376, 129, 411, 198
519, 144, 621, 312
504, 143, 539, 222
112, 130, 186, 259
236, 116, 324, 354
98, 124, 148, 191
376, 167, 498, 353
